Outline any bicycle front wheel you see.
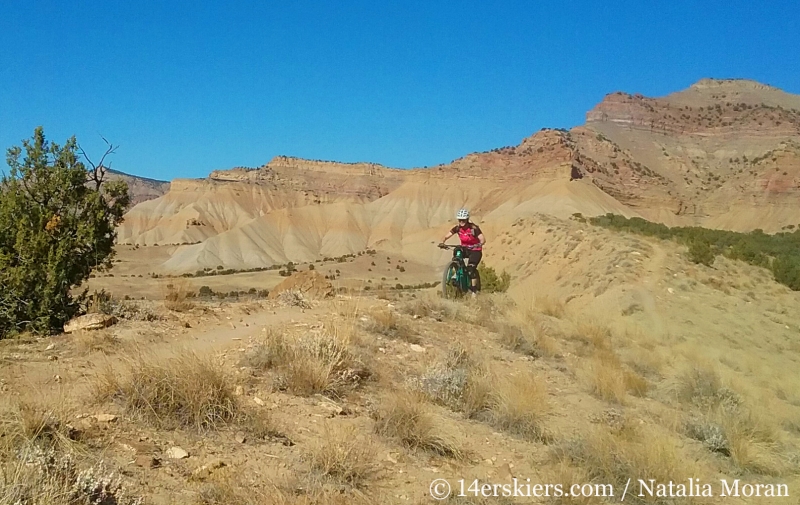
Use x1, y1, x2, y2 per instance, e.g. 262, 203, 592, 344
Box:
441, 262, 461, 299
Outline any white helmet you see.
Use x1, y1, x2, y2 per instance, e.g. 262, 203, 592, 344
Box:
456, 208, 470, 220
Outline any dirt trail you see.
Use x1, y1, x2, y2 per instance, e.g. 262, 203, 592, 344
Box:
0, 300, 333, 401
630, 240, 668, 337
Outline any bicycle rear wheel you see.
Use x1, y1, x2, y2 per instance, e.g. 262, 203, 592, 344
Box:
441, 262, 462, 299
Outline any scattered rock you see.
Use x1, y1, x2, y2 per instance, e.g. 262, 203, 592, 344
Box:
93, 414, 118, 423
234, 432, 247, 444
409, 344, 426, 353
166, 446, 189, 459
253, 397, 265, 406
234, 385, 245, 396
63, 313, 117, 333
45, 343, 55, 351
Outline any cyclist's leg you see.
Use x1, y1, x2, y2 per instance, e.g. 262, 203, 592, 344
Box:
467, 250, 482, 292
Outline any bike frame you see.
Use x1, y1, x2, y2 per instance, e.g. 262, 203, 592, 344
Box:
440, 244, 474, 297
450, 247, 471, 292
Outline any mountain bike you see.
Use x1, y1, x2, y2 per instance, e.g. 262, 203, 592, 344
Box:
438, 244, 481, 299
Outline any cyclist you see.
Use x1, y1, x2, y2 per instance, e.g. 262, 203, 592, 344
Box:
439, 208, 486, 297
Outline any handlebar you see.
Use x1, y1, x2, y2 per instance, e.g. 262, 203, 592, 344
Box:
438, 243, 482, 250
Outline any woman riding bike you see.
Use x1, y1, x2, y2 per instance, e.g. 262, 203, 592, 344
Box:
439, 208, 486, 297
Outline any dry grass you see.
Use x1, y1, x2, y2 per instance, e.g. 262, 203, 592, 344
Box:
0, 446, 143, 505
303, 425, 379, 489
410, 345, 491, 415
546, 460, 600, 505
492, 320, 540, 357
490, 313, 560, 358
195, 471, 372, 505
334, 297, 362, 318
93, 352, 240, 431
685, 402, 791, 476
489, 371, 550, 442
588, 352, 627, 405
623, 343, 666, 380
666, 359, 739, 408
241, 327, 370, 399
371, 389, 466, 459
553, 424, 704, 505
623, 369, 649, 397
584, 350, 649, 404
0, 398, 79, 453
400, 295, 464, 320
363, 308, 419, 343
411, 347, 550, 441
575, 321, 612, 349
0, 395, 139, 504
536, 296, 566, 319
71, 328, 120, 353
163, 279, 195, 312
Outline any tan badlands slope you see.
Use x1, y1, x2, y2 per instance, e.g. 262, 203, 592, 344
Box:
118, 78, 800, 273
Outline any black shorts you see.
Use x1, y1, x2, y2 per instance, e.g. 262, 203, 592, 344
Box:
465, 249, 482, 277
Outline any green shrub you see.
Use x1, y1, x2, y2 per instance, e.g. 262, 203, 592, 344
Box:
0, 128, 129, 338
687, 239, 715, 266
772, 255, 800, 290
198, 286, 214, 297
477, 264, 511, 293
590, 214, 800, 290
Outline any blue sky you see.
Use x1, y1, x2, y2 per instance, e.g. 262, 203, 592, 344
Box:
1, 0, 798, 181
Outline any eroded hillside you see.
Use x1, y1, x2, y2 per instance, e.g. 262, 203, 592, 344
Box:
115, 79, 800, 275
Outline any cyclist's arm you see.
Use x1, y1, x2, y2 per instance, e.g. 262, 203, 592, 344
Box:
441, 230, 454, 244
478, 233, 485, 246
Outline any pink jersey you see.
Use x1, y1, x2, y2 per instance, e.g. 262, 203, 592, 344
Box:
450, 223, 482, 251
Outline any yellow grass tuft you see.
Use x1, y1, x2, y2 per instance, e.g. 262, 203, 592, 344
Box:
587, 351, 628, 404
303, 425, 379, 489
163, 279, 195, 312
241, 326, 370, 399
572, 320, 612, 351
371, 389, 466, 459
196, 472, 372, 505
93, 352, 239, 431
536, 296, 566, 319
489, 371, 550, 442
685, 402, 791, 476
71, 328, 120, 353
400, 295, 464, 320
0, 397, 78, 452
554, 424, 705, 504
363, 308, 419, 343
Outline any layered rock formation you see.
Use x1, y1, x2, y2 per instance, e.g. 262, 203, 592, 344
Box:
118, 78, 800, 272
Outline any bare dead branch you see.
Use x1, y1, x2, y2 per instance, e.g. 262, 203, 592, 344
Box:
79, 135, 118, 190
